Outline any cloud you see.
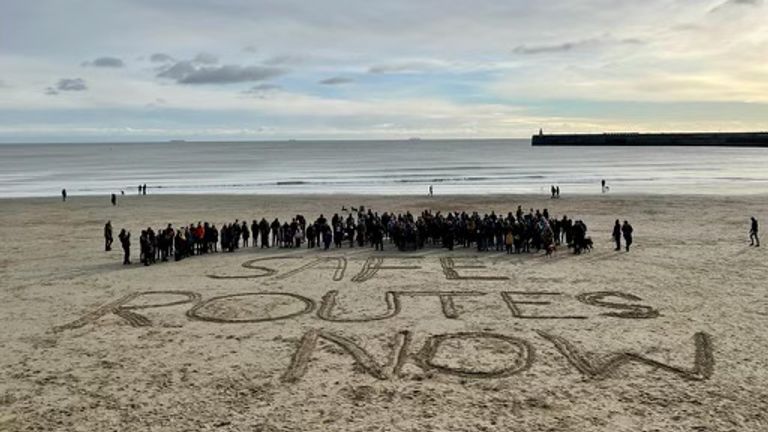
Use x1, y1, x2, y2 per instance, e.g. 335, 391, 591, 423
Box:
243, 83, 282, 93
155, 53, 283, 84
368, 61, 442, 74
263, 54, 306, 66
243, 45, 258, 53
156, 61, 197, 80
57, 78, 87, 91
82, 56, 125, 68
711, 0, 762, 12
0, 80, 7, 88
158, 62, 285, 84
150, 53, 175, 63
179, 65, 284, 84
319, 76, 354, 85
44, 78, 88, 95
192, 52, 218, 65
513, 40, 593, 55
512, 36, 643, 55
242, 83, 282, 99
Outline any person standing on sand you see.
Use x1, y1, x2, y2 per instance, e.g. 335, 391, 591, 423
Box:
111, 193, 117, 206
61, 189, 67, 202
251, 220, 258, 248
259, 218, 270, 248
104, 221, 113, 251
612, 219, 622, 251
622, 220, 634, 252
750, 217, 760, 247
601, 179, 606, 193
241, 221, 250, 247
322, 224, 332, 250
139, 230, 149, 265
271, 218, 280, 247
429, 185, 433, 197
142, 184, 147, 195
118, 229, 131, 264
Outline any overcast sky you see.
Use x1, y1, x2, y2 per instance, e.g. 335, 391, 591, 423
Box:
1, 0, 767, 142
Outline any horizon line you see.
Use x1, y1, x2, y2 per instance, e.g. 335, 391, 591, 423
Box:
4, 130, 768, 145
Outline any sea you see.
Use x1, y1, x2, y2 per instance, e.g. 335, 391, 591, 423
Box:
2, 139, 768, 198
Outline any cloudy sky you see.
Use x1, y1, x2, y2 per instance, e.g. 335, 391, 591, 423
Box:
1, 0, 767, 142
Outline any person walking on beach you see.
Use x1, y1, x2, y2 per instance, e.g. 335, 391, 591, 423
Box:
612, 220, 622, 251
61, 189, 67, 202
622, 220, 634, 252
118, 229, 131, 264
601, 179, 606, 193
142, 184, 147, 195
750, 217, 760, 247
429, 185, 433, 197
111, 193, 117, 206
104, 221, 113, 251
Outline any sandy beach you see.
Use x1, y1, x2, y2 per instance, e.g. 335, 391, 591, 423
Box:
1, 193, 767, 432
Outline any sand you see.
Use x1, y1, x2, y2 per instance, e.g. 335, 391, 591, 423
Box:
1, 193, 767, 432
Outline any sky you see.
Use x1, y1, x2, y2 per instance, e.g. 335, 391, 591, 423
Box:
1, 0, 767, 142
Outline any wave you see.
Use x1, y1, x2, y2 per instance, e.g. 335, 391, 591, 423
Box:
68, 174, 759, 194
136, 175, 553, 190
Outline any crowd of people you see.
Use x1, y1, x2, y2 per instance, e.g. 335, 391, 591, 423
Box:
107, 206, 614, 266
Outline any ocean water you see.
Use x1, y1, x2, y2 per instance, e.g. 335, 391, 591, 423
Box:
2, 139, 768, 197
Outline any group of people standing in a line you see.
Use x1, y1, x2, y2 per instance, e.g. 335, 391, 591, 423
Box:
105, 206, 634, 267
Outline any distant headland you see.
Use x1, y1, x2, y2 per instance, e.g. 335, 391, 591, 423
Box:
532, 131, 768, 147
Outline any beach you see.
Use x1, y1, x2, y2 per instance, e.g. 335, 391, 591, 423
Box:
1, 193, 767, 431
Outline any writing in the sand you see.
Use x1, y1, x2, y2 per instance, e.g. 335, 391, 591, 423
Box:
53, 256, 714, 383
55, 289, 660, 328
206, 256, 515, 282
54, 287, 713, 384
